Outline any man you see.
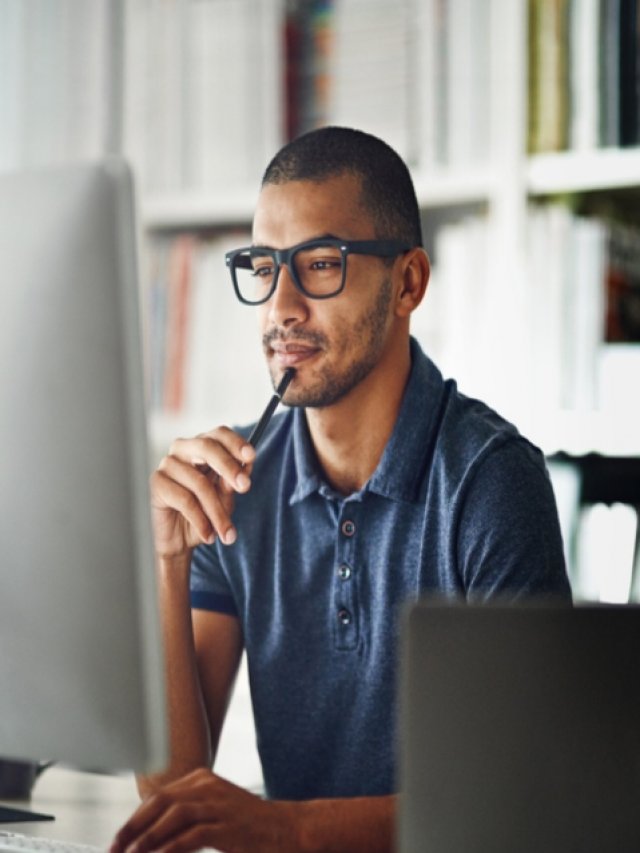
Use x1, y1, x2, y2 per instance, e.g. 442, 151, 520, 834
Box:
111, 127, 571, 853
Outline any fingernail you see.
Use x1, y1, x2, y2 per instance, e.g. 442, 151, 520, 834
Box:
236, 472, 250, 491
241, 444, 255, 462
224, 527, 237, 546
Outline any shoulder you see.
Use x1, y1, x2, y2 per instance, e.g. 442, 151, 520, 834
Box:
437, 387, 558, 532
385, 340, 547, 502
438, 382, 545, 477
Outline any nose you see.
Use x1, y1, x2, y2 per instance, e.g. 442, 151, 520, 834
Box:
266, 261, 309, 328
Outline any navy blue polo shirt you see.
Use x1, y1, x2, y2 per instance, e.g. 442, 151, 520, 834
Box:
190, 338, 571, 800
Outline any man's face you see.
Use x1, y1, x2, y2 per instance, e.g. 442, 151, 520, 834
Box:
253, 174, 397, 409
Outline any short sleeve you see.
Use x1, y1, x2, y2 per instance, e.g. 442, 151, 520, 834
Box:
189, 542, 238, 616
456, 438, 572, 602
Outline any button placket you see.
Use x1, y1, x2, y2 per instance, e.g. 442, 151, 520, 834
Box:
333, 505, 359, 651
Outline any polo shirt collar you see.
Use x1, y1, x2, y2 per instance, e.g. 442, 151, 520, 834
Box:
289, 408, 323, 503
288, 337, 446, 505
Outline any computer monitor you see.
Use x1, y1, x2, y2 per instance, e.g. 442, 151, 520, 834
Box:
0, 160, 168, 780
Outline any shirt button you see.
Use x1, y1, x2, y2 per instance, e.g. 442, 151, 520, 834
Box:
338, 608, 352, 626
341, 520, 356, 537
338, 564, 352, 580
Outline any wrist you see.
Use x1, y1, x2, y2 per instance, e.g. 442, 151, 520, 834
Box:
156, 553, 193, 599
283, 796, 396, 853
157, 551, 192, 574
270, 800, 307, 853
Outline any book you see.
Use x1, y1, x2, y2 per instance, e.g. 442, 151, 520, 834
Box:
599, 0, 622, 146
618, 0, 639, 145
0, 0, 112, 172
528, 0, 640, 153
124, 0, 284, 195
568, 0, 600, 151
564, 215, 606, 411
327, 0, 415, 163
163, 235, 195, 412
528, 0, 570, 153
184, 232, 270, 423
575, 502, 638, 602
445, 0, 491, 167
145, 230, 276, 422
604, 221, 640, 342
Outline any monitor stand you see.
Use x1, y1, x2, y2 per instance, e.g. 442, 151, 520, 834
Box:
0, 760, 56, 822
0, 805, 54, 823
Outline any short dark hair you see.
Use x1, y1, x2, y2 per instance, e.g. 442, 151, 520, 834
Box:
262, 126, 423, 247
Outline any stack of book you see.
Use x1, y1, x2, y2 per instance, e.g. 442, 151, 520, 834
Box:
143, 230, 272, 424
286, 0, 493, 171
123, 0, 284, 194
524, 204, 640, 423
0, 0, 114, 173
528, 0, 640, 153
525, 204, 607, 416
412, 204, 640, 442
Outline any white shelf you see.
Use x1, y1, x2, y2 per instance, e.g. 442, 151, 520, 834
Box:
529, 410, 640, 458
141, 187, 259, 230
527, 148, 640, 195
140, 168, 496, 231
412, 168, 495, 208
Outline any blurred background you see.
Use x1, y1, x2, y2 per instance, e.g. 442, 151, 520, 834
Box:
1, 0, 639, 788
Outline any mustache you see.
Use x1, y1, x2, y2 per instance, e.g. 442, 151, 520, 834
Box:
262, 328, 328, 349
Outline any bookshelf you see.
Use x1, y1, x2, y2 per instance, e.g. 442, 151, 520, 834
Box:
129, 0, 640, 465
1, 1, 639, 460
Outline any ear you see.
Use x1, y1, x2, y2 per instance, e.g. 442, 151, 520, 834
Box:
394, 248, 430, 318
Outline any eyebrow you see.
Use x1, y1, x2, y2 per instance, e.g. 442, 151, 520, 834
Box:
250, 232, 342, 251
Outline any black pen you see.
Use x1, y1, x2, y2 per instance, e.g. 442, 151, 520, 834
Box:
247, 367, 295, 450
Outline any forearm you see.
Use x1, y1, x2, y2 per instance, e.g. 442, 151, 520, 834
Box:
292, 794, 397, 853
137, 554, 211, 798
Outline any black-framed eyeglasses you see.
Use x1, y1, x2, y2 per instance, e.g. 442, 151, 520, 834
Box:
225, 237, 411, 305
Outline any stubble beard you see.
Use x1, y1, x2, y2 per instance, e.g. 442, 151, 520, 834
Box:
264, 276, 393, 409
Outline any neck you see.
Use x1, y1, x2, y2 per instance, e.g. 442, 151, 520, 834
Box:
305, 337, 412, 495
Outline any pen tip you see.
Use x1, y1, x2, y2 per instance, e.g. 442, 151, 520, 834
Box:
277, 367, 295, 397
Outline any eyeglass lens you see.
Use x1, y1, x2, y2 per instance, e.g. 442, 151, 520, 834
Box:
233, 243, 345, 303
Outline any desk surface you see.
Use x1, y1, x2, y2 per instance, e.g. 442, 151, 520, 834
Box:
0, 766, 140, 848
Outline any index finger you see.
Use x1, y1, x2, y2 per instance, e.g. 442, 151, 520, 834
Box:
110, 771, 217, 853
171, 427, 256, 492
110, 792, 164, 853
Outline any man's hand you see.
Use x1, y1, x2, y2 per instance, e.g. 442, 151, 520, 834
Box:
110, 768, 299, 853
152, 427, 256, 557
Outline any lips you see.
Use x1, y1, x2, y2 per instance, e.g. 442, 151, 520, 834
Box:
270, 342, 320, 367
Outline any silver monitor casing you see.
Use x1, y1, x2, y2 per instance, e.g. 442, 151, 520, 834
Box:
0, 160, 167, 773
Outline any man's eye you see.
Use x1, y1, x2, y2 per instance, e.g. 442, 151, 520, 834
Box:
309, 258, 341, 271
252, 263, 274, 278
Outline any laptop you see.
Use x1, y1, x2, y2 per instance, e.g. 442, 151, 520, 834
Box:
397, 600, 640, 853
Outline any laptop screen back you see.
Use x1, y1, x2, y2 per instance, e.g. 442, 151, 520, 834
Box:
398, 602, 640, 853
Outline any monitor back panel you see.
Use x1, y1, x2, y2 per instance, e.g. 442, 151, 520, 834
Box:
398, 602, 640, 853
